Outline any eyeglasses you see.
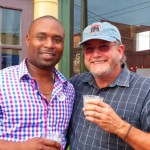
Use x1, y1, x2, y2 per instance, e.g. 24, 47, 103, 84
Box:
83, 43, 117, 53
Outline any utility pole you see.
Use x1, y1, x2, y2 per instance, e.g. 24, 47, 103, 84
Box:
80, 0, 88, 73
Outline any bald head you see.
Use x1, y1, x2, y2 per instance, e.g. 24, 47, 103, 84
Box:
28, 15, 64, 35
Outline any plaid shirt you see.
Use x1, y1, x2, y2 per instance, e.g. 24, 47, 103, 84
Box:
0, 59, 75, 150
69, 66, 150, 150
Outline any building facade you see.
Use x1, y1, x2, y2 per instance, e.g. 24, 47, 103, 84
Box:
0, 0, 150, 78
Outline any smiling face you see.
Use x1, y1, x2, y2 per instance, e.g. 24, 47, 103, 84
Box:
26, 17, 65, 70
83, 39, 125, 78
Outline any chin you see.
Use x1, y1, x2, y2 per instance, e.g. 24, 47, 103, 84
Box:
90, 67, 110, 76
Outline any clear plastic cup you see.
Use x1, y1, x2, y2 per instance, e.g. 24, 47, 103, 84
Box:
83, 95, 104, 107
43, 131, 62, 145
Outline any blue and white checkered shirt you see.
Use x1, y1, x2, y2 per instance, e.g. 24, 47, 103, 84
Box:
69, 65, 150, 150
0, 59, 75, 150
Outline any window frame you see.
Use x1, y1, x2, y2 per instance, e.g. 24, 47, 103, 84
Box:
0, 0, 33, 69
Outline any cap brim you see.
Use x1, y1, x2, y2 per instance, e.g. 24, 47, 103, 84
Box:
78, 35, 116, 47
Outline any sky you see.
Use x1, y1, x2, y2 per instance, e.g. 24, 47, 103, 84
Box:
74, 0, 150, 33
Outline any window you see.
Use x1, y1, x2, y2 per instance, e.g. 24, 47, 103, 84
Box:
2, 48, 19, 69
0, 8, 21, 68
136, 31, 150, 51
0, 0, 33, 69
1, 8, 21, 45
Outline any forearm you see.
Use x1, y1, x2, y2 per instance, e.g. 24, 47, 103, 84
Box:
125, 125, 150, 150
115, 122, 150, 150
0, 140, 22, 150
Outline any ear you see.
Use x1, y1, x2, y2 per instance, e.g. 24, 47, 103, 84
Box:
26, 34, 30, 46
118, 44, 125, 60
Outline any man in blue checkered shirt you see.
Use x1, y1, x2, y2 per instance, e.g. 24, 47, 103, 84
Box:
68, 22, 150, 150
0, 15, 75, 150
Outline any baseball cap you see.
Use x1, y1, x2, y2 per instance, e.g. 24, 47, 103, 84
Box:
78, 22, 121, 46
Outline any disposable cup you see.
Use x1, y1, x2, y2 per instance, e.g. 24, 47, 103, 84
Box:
43, 131, 62, 145
83, 95, 104, 107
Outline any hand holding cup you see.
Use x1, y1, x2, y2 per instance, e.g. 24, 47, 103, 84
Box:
43, 131, 62, 145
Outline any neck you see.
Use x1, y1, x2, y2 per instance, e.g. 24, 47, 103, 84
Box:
26, 60, 54, 80
94, 67, 122, 89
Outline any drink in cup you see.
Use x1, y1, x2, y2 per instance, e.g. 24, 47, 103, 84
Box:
43, 131, 62, 145
83, 95, 104, 107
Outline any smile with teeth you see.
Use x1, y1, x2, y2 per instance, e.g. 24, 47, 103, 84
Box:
92, 60, 106, 64
42, 52, 55, 56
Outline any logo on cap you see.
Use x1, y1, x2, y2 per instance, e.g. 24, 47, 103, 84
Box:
90, 24, 101, 33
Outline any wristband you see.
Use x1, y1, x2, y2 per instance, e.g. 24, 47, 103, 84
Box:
124, 124, 133, 141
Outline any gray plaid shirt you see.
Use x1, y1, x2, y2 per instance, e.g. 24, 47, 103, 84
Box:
69, 66, 150, 150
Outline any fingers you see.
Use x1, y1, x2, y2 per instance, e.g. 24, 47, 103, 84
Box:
85, 100, 107, 108
84, 109, 101, 119
45, 146, 61, 150
83, 101, 111, 114
83, 103, 125, 134
44, 139, 61, 149
83, 102, 114, 125
83, 104, 108, 115
84, 110, 111, 125
40, 144, 61, 150
31, 138, 61, 150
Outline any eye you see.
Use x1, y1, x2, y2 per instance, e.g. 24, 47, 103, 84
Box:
53, 36, 63, 44
36, 35, 46, 41
84, 46, 94, 53
99, 45, 109, 50
53, 37, 63, 44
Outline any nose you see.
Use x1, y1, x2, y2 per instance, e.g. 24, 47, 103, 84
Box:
44, 37, 55, 48
93, 48, 101, 57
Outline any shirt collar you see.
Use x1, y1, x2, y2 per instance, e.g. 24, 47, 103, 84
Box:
18, 59, 30, 81
109, 65, 130, 87
18, 58, 67, 84
83, 65, 130, 88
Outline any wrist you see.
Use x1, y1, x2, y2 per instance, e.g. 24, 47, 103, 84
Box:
114, 121, 131, 140
124, 124, 133, 141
